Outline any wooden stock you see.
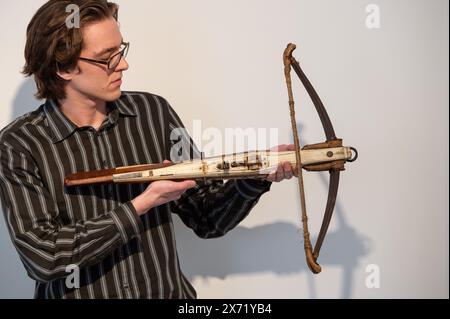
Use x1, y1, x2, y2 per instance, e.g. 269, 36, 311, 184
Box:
64, 162, 176, 186
64, 147, 354, 187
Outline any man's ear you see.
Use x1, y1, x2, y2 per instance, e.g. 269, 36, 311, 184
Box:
56, 65, 79, 81
56, 69, 75, 81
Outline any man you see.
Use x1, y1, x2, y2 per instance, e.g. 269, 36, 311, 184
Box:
0, 0, 296, 299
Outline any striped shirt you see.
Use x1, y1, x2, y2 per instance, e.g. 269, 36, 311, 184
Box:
0, 91, 271, 299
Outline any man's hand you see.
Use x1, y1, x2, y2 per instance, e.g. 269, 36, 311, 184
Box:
265, 144, 299, 183
131, 160, 196, 215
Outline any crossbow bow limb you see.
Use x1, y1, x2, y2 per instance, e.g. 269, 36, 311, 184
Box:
283, 43, 358, 274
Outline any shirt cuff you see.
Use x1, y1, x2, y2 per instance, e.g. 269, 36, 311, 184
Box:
234, 179, 272, 199
109, 201, 144, 243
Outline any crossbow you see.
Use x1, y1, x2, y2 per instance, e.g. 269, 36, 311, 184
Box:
283, 43, 357, 273
64, 43, 358, 273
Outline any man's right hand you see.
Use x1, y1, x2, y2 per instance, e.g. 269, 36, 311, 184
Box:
130, 161, 197, 216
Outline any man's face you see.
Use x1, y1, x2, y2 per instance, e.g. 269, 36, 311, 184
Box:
67, 18, 129, 103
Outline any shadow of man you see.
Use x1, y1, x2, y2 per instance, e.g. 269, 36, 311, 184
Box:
11, 78, 43, 119
0, 78, 42, 298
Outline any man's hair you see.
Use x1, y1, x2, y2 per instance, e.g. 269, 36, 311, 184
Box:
23, 0, 119, 101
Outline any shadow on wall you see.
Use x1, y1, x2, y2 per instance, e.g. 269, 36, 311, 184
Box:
10, 78, 43, 120
0, 78, 42, 298
175, 196, 371, 298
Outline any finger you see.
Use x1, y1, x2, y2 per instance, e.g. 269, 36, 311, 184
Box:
266, 172, 276, 182
270, 144, 287, 152
274, 163, 284, 183
279, 144, 288, 152
265, 166, 278, 182
283, 162, 293, 179
292, 162, 299, 177
178, 180, 197, 190
173, 190, 187, 200
168, 180, 195, 193
163, 160, 172, 164
286, 144, 295, 151
168, 182, 196, 200
166, 190, 183, 201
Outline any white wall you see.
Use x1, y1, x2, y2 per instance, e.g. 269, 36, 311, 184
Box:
0, 0, 448, 298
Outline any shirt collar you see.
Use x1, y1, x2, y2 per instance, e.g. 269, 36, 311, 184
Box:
109, 97, 137, 120
44, 96, 137, 144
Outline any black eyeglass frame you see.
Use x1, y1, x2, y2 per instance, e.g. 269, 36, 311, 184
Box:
79, 42, 129, 70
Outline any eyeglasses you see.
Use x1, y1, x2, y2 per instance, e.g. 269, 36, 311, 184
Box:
79, 42, 130, 70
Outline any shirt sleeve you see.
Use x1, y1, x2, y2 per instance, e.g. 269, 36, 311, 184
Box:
161, 96, 272, 238
0, 142, 144, 283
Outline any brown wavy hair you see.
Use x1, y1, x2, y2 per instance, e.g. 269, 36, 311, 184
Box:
23, 0, 118, 101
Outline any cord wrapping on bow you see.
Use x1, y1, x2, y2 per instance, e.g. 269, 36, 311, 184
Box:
283, 43, 359, 274
283, 43, 322, 274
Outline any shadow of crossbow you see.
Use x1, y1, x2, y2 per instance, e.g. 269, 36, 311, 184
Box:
175, 153, 371, 298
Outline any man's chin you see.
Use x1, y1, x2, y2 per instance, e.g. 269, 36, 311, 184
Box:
103, 89, 122, 102
85, 88, 123, 103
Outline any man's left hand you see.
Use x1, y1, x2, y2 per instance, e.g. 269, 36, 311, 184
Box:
265, 144, 299, 183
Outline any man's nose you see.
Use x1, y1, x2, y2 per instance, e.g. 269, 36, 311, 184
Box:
116, 56, 129, 71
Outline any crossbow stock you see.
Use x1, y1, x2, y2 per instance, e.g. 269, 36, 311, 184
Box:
283, 43, 357, 273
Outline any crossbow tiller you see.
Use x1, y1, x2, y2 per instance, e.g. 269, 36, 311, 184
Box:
283, 43, 358, 274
